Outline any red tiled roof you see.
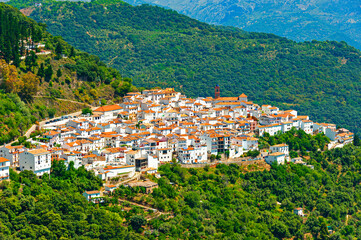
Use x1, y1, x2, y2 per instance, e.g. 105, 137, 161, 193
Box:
95, 105, 122, 112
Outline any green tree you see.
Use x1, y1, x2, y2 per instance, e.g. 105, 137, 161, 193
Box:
129, 215, 146, 232
47, 108, 56, 118
38, 63, 45, 78
55, 42, 63, 59
69, 46, 75, 57
56, 68, 62, 78
82, 108, 92, 115
24, 51, 37, 71
20, 72, 39, 101
184, 192, 200, 208
354, 134, 360, 146
44, 65, 53, 81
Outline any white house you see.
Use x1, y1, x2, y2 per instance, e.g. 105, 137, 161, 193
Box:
0, 157, 10, 180
105, 184, 117, 193
270, 144, 289, 157
294, 208, 304, 217
0, 145, 25, 166
193, 145, 208, 163
265, 152, 285, 165
103, 147, 126, 163
300, 120, 313, 134
99, 165, 135, 181
178, 146, 207, 164
232, 136, 259, 151
258, 124, 283, 136
93, 105, 123, 121
83, 191, 101, 203
125, 150, 141, 165
156, 148, 173, 163
281, 122, 293, 133
19, 149, 51, 176
147, 155, 159, 170
60, 152, 82, 169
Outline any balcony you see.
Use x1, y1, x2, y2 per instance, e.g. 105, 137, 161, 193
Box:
0, 175, 9, 179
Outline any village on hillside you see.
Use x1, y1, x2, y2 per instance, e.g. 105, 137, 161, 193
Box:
0, 86, 354, 201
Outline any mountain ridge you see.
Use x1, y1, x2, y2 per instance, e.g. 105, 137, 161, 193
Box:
122, 0, 361, 50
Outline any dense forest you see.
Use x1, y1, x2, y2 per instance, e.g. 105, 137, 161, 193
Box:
111, 132, 361, 239
0, 162, 147, 239
0, 3, 137, 144
1, 130, 361, 238
0, 3, 43, 64
18, 0, 361, 134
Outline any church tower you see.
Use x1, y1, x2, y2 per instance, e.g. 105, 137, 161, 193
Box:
215, 85, 220, 99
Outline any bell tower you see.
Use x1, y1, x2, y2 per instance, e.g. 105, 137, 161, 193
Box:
215, 85, 220, 99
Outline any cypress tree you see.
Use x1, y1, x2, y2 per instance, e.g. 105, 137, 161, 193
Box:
38, 63, 45, 78
354, 134, 361, 146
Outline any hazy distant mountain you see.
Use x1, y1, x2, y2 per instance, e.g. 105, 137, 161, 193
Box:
123, 0, 361, 49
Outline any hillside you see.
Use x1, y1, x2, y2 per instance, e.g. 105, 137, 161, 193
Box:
122, 0, 361, 50
0, 3, 137, 144
0, 162, 147, 239
1, 131, 361, 238
17, 0, 361, 134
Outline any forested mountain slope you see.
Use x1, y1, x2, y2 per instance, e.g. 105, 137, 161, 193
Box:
0, 3, 137, 144
123, 0, 361, 50
21, 0, 361, 134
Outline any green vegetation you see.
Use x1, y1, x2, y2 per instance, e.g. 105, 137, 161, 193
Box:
244, 149, 260, 158
120, 0, 361, 50
0, 161, 149, 239
259, 128, 330, 156
108, 139, 361, 239
82, 107, 93, 115
22, 0, 361, 134
1, 125, 361, 239
0, 92, 35, 144
0, 3, 43, 65
0, 3, 137, 144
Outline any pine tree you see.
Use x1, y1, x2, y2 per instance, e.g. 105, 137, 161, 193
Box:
12, 49, 20, 67
37, 63, 45, 78
44, 65, 53, 81
69, 46, 75, 58
55, 42, 63, 59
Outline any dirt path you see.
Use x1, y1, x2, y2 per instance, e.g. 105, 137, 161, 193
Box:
33, 96, 93, 108
113, 172, 141, 187
181, 159, 269, 170
119, 199, 157, 211
118, 198, 173, 220
24, 124, 37, 138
